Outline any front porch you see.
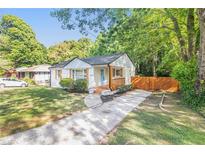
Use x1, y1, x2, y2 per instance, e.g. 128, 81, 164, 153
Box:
92, 65, 125, 93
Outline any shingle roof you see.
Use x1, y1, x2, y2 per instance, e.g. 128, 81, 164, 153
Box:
16, 64, 51, 72
50, 53, 125, 68
81, 53, 125, 65
50, 59, 73, 68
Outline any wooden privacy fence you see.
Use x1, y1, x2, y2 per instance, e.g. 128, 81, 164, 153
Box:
131, 76, 180, 92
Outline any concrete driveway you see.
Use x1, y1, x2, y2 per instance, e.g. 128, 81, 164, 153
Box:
0, 89, 151, 145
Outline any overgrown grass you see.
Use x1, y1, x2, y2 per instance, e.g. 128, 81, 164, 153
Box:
105, 93, 205, 144
0, 86, 87, 138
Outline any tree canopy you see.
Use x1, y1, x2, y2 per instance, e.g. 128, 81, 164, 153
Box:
47, 38, 94, 64
51, 9, 130, 35
52, 9, 199, 76
0, 15, 47, 68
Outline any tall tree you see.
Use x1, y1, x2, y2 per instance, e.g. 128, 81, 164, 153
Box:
187, 8, 195, 58
164, 9, 188, 61
51, 9, 130, 35
90, 9, 177, 76
47, 38, 93, 64
163, 9, 198, 61
0, 33, 13, 75
51, 9, 199, 76
0, 15, 47, 67
196, 9, 205, 91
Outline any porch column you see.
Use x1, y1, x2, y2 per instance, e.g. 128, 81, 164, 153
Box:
69, 69, 71, 78
88, 67, 95, 88
86, 68, 89, 81
108, 65, 113, 90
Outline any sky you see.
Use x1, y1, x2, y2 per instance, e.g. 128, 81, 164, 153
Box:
0, 8, 97, 47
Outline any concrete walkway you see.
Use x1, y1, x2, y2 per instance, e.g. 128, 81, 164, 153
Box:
0, 90, 151, 145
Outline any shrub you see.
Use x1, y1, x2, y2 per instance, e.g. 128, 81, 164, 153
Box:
59, 78, 74, 89
171, 58, 197, 91
73, 79, 88, 92
182, 88, 205, 109
22, 77, 36, 85
171, 58, 205, 109
117, 84, 132, 94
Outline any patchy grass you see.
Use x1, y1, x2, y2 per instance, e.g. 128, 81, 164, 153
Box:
105, 93, 205, 144
0, 86, 87, 138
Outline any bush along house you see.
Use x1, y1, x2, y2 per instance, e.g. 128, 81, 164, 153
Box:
49, 53, 135, 93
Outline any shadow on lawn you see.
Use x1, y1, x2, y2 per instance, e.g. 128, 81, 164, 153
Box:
108, 111, 205, 145
0, 87, 86, 138
0, 89, 145, 144
0, 88, 69, 115
108, 94, 205, 145
0, 115, 101, 144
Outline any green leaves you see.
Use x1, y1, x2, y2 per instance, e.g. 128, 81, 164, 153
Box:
51, 8, 200, 77
47, 38, 94, 64
0, 15, 47, 67
51, 9, 131, 35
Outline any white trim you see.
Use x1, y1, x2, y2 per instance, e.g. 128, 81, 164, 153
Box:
71, 69, 86, 80
64, 58, 91, 69
112, 67, 123, 79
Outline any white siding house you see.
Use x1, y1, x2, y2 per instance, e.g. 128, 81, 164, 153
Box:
110, 54, 135, 84
50, 53, 135, 92
16, 64, 51, 85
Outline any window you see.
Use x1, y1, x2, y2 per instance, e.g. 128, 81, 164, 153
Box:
112, 68, 123, 78
116, 69, 122, 77
71, 69, 86, 80
55, 70, 62, 79
57, 70, 62, 79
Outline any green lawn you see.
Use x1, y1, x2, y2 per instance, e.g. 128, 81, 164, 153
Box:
105, 93, 205, 145
0, 86, 87, 138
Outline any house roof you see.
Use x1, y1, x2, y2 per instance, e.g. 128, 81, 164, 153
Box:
50, 59, 74, 68
81, 53, 125, 65
50, 53, 126, 68
15, 67, 28, 72
16, 64, 51, 72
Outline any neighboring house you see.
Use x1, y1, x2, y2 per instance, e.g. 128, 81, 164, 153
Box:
16, 64, 51, 85
3, 69, 17, 78
50, 53, 135, 92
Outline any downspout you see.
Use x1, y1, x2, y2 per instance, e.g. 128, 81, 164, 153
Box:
49, 68, 51, 87
108, 64, 112, 90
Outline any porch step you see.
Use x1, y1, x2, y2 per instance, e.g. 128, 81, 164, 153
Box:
95, 85, 110, 94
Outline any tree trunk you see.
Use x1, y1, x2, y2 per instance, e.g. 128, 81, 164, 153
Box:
196, 9, 205, 91
136, 64, 140, 75
171, 15, 187, 61
152, 54, 157, 77
195, 28, 200, 53
187, 9, 195, 59
164, 9, 188, 61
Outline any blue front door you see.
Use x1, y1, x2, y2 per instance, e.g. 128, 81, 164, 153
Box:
100, 69, 105, 84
